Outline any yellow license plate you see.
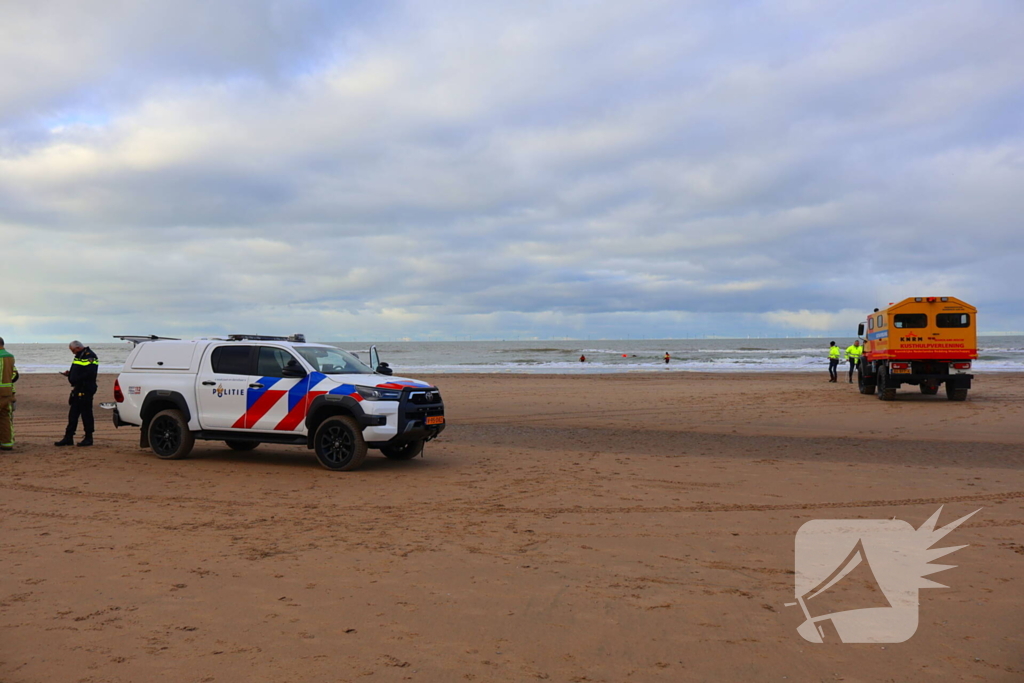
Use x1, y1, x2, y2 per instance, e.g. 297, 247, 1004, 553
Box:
892, 367, 911, 373
426, 416, 445, 425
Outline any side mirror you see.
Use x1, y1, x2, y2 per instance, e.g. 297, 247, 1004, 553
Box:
857, 323, 865, 337
370, 345, 393, 374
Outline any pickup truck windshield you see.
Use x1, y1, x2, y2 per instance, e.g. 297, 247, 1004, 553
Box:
296, 347, 374, 375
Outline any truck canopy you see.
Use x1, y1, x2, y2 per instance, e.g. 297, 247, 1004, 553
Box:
864, 297, 977, 361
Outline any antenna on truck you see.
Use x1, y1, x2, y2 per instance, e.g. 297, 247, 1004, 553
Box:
113, 335, 181, 346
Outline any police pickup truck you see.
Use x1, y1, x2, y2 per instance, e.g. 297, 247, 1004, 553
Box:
105, 335, 445, 471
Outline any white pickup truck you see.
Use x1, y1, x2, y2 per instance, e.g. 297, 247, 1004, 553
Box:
107, 335, 445, 471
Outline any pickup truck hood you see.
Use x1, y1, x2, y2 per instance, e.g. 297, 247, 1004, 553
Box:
319, 374, 434, 390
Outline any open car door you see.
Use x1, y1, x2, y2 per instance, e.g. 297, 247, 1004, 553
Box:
370, 345, 393, 375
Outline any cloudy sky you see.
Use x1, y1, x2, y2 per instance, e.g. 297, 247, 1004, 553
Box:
2, 0, 1021, 342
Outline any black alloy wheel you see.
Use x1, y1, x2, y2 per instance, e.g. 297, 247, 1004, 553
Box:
313, 416, 367, 471
149, 409, 195, 459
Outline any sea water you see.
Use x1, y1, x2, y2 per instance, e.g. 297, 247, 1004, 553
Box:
8, 337, 1024, 374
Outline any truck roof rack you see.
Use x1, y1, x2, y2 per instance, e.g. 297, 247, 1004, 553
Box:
225, 334, 307, 343
113, 335, 181, 346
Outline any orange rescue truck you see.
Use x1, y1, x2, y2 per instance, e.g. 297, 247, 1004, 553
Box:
856, 297, 976, 401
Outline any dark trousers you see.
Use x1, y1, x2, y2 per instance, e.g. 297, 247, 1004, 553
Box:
65, 389, 96, 438
829, 359, 839, 381
848, 359, 858, 381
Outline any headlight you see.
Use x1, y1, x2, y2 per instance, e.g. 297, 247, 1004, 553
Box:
355, 386, 401, 401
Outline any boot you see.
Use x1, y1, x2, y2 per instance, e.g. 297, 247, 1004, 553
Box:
77, 435, 94, 447
54, 436, 74, 446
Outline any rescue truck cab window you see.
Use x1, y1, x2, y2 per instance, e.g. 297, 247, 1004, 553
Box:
211, 345, 253, 375
257, 347, 303, 378
868, 317, 874, 330
894, 314, 927, 328
877, 315, 884, 328
937, 313, 971, 328
295, 346, 373, 375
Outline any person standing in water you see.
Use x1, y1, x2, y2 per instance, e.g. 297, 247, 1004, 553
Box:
664, 352, 671, 364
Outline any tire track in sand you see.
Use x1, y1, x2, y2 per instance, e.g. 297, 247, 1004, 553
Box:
1, 482, 1020, 515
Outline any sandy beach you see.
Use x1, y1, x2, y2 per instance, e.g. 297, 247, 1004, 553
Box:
1, 371, 1022, 682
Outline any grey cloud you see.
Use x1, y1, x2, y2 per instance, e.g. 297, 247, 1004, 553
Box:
0, 0, 378, 127
1, 0, 1022, 341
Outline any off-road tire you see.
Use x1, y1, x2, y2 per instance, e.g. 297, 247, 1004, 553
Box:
946, 385, 968, 401
381, 439, 425, 460
876, 369, 897, 401
313, 416, 367, 471
858, 365, 876, 395
919, 383, 939, 395
149, 409, 195, 460
225, 440, 259, 451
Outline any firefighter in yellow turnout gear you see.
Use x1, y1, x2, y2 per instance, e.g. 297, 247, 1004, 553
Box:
844, 340, 864, 384
0, 337, 17, 451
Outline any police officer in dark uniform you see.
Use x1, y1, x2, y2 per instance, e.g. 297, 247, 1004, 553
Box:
55, 340, 99, 447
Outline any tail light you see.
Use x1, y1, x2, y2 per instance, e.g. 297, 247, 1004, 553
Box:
952, 362, 971, 370
891, 362, 910, 370
114, 379, 124, 403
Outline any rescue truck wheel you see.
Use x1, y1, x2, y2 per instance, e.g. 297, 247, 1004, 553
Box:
313, 416, 367, 471
876, 369, 897, 401
858, 366, 876, 395
381, 439, 424, 460
149, 409, 195, 460
945, 385, 968, 402
225, 440, 259, 452
919, 383, 939, 395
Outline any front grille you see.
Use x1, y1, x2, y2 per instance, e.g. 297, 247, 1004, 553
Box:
405, 406, 443, 420
408, 390, 441, 405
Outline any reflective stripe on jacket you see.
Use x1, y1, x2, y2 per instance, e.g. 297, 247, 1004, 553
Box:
0, 349, 14, 395
67, 347, 100, 389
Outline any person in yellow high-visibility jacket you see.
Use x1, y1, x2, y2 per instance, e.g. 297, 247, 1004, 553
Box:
0, 337, 17, 451
827, 341, 841, 382
843, 340, 864, 384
